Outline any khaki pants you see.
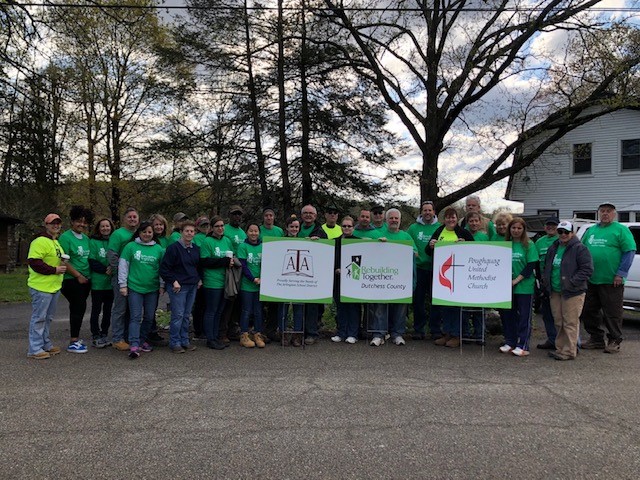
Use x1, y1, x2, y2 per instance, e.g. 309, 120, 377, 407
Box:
550, 292, 585, 359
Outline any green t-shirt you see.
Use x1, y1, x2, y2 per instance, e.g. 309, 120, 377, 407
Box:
492, 232, 506, 242
472, 231, 490, 242
120, 241, 164, 294
512, 241, 539, 294
407, 221, 441, 269
551, 244, 566, 293
157, 236, 170, 249
322, 224, 342, 239
535, 235, 558, 273
27, 236, 64, 293
379, 228, 418, 254
58, 230, 91, 280
259, 224, 284, 239
582, 222, 636, 284
169, 231, 181, 245
193, 232, 207, 248
464, 218, 496, 239
354, 227, 382, 239
298, 223, 317, 238
89, 237, 111, 290
107, 227, 134, 256
201, 235, 235, 289
237, 241, 262, 292
224, 225, 247, 254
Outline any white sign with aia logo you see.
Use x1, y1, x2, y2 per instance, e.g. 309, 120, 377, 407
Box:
340, 239, 414, 303
432, 241, 512, 308
260, 237, 335, 303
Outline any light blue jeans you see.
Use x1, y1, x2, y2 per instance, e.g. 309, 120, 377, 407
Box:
127, 290, 158, 348
167, 284, 198, 348
110, 274, 128, 343
28, 288, 61, 355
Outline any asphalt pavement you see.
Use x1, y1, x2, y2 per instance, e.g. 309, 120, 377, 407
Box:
1, 301, 639, 479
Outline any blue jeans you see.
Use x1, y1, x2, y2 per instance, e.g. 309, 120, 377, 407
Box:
302, 304, 319, 338
127, 290, 158, 348
28, 288, 60, 355
240, 290, 263, 333
502, 294, 534, 350
368, 304, 388, 338
540, 296, 557, 343
389, 304, 407, 339
441, 306, 461, 336
110, 274, 128, 343
279, 303, 304, 332
167, 284, 198, 348
336, 302, 361, 339
203, 288, 226, 341
412, 268, 430, 335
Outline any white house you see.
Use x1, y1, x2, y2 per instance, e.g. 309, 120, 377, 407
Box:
506, 108, 640, 221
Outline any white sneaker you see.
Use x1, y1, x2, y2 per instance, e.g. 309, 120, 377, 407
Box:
393, 336, 406, 346
331, 335, 343, 343
345, 336, 357, 344
512, 347, 530, 357
370, 337, 384, 347
499, 344, 513, 353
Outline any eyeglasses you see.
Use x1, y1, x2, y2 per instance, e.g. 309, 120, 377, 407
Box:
341, 225, 354, 228
558, 229, 571, 235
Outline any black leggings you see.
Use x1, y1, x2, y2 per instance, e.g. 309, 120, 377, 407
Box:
61, 278, 92, 339
90, 289, 114, 337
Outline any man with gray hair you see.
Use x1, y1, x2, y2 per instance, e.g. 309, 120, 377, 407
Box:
461, 195, 496, 239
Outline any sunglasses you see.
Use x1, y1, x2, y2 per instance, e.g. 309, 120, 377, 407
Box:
341, 224, 354, 228
558, 229, 571, 235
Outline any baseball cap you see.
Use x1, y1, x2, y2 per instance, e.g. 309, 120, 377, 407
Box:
228, 205, 244, 215
557, 220, 573, 232
44, 213, 62, 224
173, 212, 188, 223
195, 216, 210, 227
598, 202, 616, 210
544, 216, 560, 225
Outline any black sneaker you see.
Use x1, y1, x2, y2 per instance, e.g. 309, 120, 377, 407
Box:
207, 340, 226, 350
147, 331, 168, 347
536, 340, 555, 350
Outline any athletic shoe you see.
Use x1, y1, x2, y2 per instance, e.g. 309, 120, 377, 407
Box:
46, 346, 61, 355
28, 351, 50, 360
499, 344, 513, 353
67, 341, 88, 354
512, 347, 530, 357
112, 340, 130, 351
140, 342, 153, 353
393, 336, 406, 346
582, 339, 606, 350
331, 335, 343, 343
536, 340, 555, 350
182, 344, 197, 352
370, 337, 384, 347
92, 337, 110, 349
345, 337, 357, 344
604, 339, 622, 354
171, 346, 186, 354
129, 347, 140, 359
304, 336, 317, 345
206, 340, 226, 350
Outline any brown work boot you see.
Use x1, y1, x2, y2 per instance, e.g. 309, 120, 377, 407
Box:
291, 334, 302, 347
281, 333, 290, 347
240, 332, 255, 348
445, 336, 461, 348
434, 334, 451, 346
253, 333, 266, 348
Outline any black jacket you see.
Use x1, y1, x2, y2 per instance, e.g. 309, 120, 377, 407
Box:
542, 236, 593, 298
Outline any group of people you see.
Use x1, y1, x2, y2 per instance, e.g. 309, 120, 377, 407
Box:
26, 196, 635, 362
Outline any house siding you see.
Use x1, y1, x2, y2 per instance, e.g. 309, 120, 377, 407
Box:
509, 109, 640, 219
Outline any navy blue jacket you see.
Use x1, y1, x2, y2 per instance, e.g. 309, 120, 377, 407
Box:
160, 240, 202, 286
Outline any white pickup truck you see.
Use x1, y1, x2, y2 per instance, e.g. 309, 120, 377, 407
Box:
576, 222, 640, 311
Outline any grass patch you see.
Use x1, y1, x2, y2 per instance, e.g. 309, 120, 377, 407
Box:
0, 268, 30, 303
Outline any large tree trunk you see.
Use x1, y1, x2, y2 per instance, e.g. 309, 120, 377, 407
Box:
299, 0, 313, 206
277, 0, 292, 216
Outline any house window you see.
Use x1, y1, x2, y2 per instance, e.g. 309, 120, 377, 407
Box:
538, 209, 559, 218
621, 139, 640, 171
574, 211, 596, 220
618, 211, 630, 222
573, 143, 592, 174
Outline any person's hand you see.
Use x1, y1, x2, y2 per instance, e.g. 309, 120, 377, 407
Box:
197, 280, 203, 289
77, 274, 89, 284
428, 239, 436, 248
613, 275, 623, 287
310, 236, 319, 240
457, 238, 465, 242
120, 287, 128, 296
378, 237, 387, 242
254, 278, 261, 285
511, 278, 519, 287
172, 280, 181, 293
55, 265, 67, 274
106, 266, 112, 276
